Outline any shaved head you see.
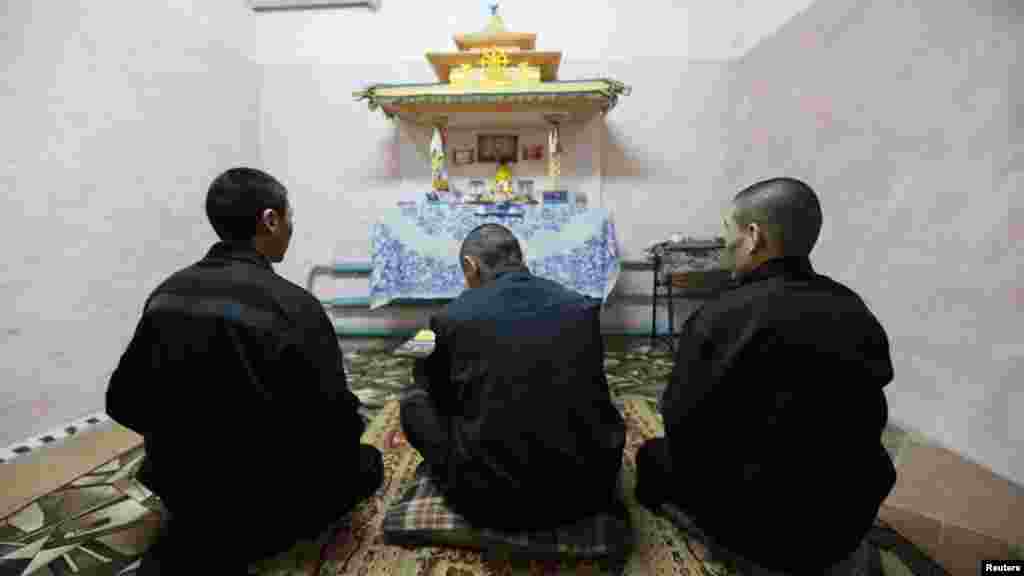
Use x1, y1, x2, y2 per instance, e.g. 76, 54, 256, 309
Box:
459, 223, 524, 286
731, 177, 822, 257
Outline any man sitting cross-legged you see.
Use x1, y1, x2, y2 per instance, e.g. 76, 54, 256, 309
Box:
635, 178, 896, 574
107, 168, 382, 575
400, 223, 626, 531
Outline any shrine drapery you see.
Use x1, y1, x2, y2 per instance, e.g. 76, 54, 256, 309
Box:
369, 204, 620, 309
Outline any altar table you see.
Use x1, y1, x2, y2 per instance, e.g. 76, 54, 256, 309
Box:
369, 204, 619, 309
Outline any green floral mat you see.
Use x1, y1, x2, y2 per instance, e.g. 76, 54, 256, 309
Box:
0, 348, 956, 575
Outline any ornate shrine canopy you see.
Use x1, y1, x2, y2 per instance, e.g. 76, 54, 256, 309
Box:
354, 4, 630, 129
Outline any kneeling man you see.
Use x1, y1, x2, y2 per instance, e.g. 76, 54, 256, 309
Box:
400, 223, 626, 531
107, 168, 382, 574
636, 178, 897, 573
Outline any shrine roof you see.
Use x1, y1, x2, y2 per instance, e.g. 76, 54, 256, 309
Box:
354, 79, 630, 127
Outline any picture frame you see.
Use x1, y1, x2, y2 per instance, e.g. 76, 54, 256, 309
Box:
522, 144, 545, 161
453, 147, 475, 166
477, 134, 518, 164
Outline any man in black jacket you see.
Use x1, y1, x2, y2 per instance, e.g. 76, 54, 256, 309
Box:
635, 178, 896, 573
400, 223, 625, 531
107, 167, 382, 574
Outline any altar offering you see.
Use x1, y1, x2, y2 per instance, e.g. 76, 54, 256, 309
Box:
516, 179, 536, 203
466, 179, 487, 203
492, 163, 514, 202
543, 190, 569, 204
394, 329, 437, 358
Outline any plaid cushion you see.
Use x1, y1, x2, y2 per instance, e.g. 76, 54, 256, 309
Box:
382, 463, 631, 559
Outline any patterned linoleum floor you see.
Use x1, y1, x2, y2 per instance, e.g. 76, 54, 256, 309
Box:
1, 347, 956, 575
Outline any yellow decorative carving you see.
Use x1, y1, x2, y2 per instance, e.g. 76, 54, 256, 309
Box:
480, 47, 509, 82
448, 51, 541, 91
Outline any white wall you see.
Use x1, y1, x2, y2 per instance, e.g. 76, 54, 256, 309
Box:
244, 0, 1024, 485
5, 0, 1021, 489
1, 2, 261, 447
242, 0, 805, 327
720, 0, 1024, 484
241, 0, 820, 285
210, 0, 818, 65
0, 1, 820, 448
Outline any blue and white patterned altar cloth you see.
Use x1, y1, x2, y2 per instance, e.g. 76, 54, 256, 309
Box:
369, 204, 620, 309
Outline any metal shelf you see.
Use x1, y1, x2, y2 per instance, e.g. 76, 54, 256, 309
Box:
645, 240, 728, 353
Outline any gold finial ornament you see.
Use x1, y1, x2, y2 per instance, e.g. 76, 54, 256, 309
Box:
485, 2, 506, 34
452, 1, 537, 52
433, 1, 551, 87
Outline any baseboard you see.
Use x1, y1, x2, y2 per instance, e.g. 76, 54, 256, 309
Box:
0, 411, 113, 466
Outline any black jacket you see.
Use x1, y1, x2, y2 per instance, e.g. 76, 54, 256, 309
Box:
106, 242, 365, 518
421, 267, 626, 526
661, 256, 897, 570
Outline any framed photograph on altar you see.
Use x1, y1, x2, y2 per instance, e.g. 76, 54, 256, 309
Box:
522, 144, 544, 161
477, 134, 518, 164
453, 147, 475, 166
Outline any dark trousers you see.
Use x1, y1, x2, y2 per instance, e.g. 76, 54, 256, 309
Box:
401, 385, 542, 530
138, 444, 383, 575
399, 359, 454, 483
399, 361, 618, 531
635, 438, 881, 574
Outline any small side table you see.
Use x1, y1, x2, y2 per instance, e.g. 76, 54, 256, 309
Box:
646, 239, 728, 352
